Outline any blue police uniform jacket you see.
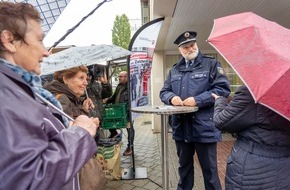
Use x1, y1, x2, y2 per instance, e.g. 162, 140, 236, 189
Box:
160, 52, 230, 143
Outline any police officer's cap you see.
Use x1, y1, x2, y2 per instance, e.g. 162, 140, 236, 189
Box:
174, 31, 197, 47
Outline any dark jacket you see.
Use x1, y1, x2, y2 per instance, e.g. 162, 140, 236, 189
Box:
214, 86, 290, 189
0, 62, 96, 190
86, 80, 112, 119
160, 52, 231, 143
45, 80, 86, 119
107, 82, 129, 104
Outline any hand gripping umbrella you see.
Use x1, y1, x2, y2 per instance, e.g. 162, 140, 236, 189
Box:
207, 12, 290, 121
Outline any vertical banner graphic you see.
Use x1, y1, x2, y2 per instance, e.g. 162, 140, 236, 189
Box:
128, 17, 164, 121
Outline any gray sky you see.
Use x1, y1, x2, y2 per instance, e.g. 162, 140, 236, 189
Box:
44, 0, 141, 47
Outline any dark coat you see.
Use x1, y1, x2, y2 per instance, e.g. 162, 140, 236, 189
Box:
86, 80, 112, 119
214, 86, 290, 189
107, 82, 129, 104
0, 62, 96, 190
45, 80, 87, 119
160, 52, 231, 143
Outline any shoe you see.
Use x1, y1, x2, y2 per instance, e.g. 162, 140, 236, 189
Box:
123, 147, 132, 156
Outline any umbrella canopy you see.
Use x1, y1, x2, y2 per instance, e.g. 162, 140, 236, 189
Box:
207, 12, 290, 121
41, 44, 131, 75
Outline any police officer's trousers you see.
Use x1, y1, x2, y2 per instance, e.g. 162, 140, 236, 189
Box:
175, 141, 222, 190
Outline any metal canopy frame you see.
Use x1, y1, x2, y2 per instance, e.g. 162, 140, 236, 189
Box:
1, 0, 70, 34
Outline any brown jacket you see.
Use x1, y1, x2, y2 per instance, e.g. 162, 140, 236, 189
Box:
45, 80, 86, 119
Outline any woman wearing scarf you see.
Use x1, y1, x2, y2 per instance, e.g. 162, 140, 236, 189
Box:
0, 2, 98, 190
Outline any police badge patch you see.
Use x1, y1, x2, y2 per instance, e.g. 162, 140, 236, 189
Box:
217, 67, 225, 75
184, 32, 190, 38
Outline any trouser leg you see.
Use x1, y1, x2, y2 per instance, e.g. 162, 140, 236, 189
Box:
175, 141, 195, 190
195, 142, 222, 190
126, 124, 135, 148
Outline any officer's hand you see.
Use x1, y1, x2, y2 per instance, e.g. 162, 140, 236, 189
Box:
183, 97, 196, 106
171, 96, 183, 106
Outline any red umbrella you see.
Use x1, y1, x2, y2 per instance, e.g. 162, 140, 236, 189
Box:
207, 12, 290, 121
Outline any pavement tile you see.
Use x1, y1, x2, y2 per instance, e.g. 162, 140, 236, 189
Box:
118, 183, 135, 190
105, 115, 235, 190
142, 181, 161, 190
131, 180, 149, 187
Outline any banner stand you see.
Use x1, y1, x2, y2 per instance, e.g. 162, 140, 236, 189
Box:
121, 17, 164, 180
122, 168, 148, 179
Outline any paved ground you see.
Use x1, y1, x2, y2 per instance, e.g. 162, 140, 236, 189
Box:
104, 115, 235, 190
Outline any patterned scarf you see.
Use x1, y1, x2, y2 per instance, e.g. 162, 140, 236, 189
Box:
1, 59, 69, 127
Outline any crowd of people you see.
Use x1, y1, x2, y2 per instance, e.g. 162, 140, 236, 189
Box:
0, 2, 130, 189
1, 1, 289, 190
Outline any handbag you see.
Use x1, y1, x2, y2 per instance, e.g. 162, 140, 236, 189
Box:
97, 143, 121, 180
79, 156, 107, 190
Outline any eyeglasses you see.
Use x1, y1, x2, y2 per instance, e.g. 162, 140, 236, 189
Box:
118, 76, 126, 78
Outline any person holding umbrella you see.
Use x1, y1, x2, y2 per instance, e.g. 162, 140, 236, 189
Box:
85, 65, 112, 144
160, 31, 231, 190
44, 65, 97, 120
0, 2, 97, 190
210, 12, 290, 190
44, 66, 108, 188
86, 65, 112, 120
212, 86, 290, 189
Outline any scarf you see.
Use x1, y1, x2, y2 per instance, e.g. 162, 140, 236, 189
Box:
1, 59, 69, 127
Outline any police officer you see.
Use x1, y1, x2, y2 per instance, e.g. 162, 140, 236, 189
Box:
160, 31, 231, 190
